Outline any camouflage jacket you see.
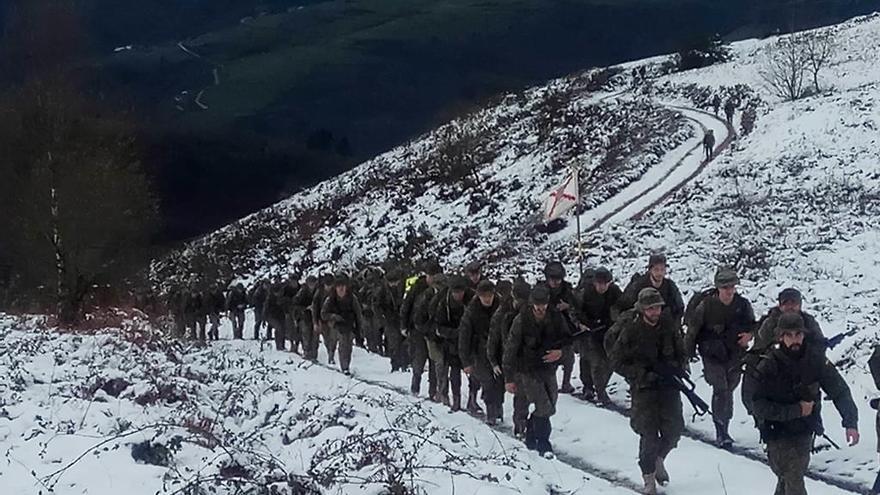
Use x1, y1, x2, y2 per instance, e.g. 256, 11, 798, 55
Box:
458, 295, 501, 369
609, 309, 686, 390
502, 307, 571, 378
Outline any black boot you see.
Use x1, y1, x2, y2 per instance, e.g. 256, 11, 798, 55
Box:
514, 419, 527, 439
411, 373, 421, 396
534, 417, 554, 456
524, 416, 538, 450
715, 421, 733, 448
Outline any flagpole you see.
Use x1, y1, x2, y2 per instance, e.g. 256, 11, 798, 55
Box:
573, 165, 583, 278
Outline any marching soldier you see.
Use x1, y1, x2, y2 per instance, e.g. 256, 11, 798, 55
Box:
503, 284, 572, 456
685, 267, 755, 447
313, 274, 337, 364
489, 279, 531, 436
543, 261, 579, 394
293, 276, 319, 359
460, 280, 503, 424
432, 275, 473, 411
610, 288, 686, 494
576, 267, 621, 403
619, 253, 685, 325
226, 283, 248, 339
401, 261, 443, 398
743, 313, 859, 495
321, 274, 366, 375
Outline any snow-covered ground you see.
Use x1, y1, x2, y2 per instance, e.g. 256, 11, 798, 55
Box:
43, 9, 880, 495
2, 310, 873, 495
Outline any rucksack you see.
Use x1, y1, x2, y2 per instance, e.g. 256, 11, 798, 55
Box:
684, 287, 716, 327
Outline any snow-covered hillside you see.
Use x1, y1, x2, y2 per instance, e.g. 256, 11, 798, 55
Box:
96, 10, 880, 494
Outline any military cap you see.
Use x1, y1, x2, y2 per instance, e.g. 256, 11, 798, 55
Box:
776, 313, 805, 336
714, 267, 739, 288
530, 284, 551, 305
512, 280, 531, 301
648, 253, 667, 268
635, 287, 665, 311
543, 261, 566, 280
778, 288, 802, 304
594, 267, 613, 283
476, 280, 495, 294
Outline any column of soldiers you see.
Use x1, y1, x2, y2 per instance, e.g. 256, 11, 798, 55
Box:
165, 253, 864, 495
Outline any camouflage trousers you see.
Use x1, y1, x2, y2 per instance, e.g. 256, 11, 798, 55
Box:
334, 325, 355, 372
577, 337, 612, 396
473, 358, 505, 407
631, 387, 683, 475
409, 333, 436, 396
512, 374, 530, 428
520, 369, 558, 418
362, 314, 383, 354
299, 316, 319, 360
384, 321, 409, 371
702, 357, 743, 424
186, 315, 207, 341
208, 313, 220, 340
285, 313, 301, 353
230, 309, 245, 339
321, 322, 338, 362
252, 306, 264, 339
266, 316, 286, 351
560, 344, 575, 386
766, 433, 812, 495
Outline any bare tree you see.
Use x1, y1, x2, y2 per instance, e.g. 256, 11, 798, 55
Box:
0, 3, 159, 322
802, 31, 836, 93
759, 35, 808, 101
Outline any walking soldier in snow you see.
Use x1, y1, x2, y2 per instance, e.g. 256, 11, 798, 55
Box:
264, 283, 288, 351
293, 276, 319, 360
712, 94, 722, 115
313, 274, 337, 364
431, 275, 475, 412
543, 261, 579, 394
183, 288, 207, 341
610, 288, 686, 495
248, 279, 270, 339
724, 98, 737, 125
225, 283, 248, 339
503, 284, 572, 456
576, 267, 621, 403
205, 285, 225, 340
374, 268, 407, 372
459, 280, 503, 424
742, 313, 859, 495
321, 274, 366, 375
281, 278, 301, 353
401, 261, 442, 397
702, 129, 715, 160
619, 253, 685, 325
685, 267, 755, 447
489, 279, 531, 436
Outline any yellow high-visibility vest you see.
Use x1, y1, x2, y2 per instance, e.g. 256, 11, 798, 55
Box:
404, 275, 421, 296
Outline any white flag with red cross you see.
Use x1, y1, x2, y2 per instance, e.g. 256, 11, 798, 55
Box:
541, 168, 579, 222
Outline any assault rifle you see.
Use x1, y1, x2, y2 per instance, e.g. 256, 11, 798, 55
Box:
653, 362, 713, 421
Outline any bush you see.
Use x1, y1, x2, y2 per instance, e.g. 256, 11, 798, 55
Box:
676, 34, 730, 72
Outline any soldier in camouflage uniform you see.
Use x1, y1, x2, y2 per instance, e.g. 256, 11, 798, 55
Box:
184, 288, 207, 341
576, 267, 621, 403
503, 284, 571, 456
321, 274, 366, 375
313, 274, 337, 364
293, 276, 319, 359
206, 284, 225, 340
432, 275, 473, 411
489, 279, 531, 437
264, 283, 288, 351
742, 313, 859, 495
281, 278, 301, 353
249, 279, 270, 340
685, 267, 755, 447
374, 268, 407, 372
544, 261, 579, 394
401, 262, 443, 398
754, 288, 826, 352
225, 283, 248, 339
460, 280, 503, 424
619, 254, 685, 325
610, 288, 686, 495
357, 268, 384, 355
